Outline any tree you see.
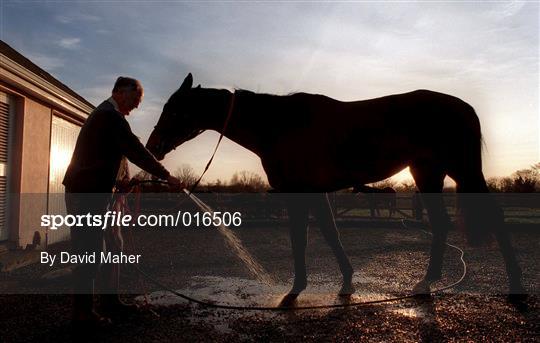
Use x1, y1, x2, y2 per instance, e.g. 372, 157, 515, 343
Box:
395, 180, 417, 192
486, 164, 539, 193
500, 177, 514, 192
206, 178, 228, 192
486, 177, 502, 192
229, 171, 269, 192
511, 167, 538, 193
132, 170, 151, 181
174, 164, 198, 189
370, 179, 396, 190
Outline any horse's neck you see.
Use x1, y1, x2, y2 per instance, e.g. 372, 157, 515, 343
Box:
221, 91, 281, 157
201, 89, 232, 131
198, 89, 267, 156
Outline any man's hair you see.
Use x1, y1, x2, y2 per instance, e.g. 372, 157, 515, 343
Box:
112, 76, 140, 93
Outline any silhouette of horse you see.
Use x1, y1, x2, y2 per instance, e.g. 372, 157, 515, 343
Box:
353, 185, 397, 218
146, 73, 523, 298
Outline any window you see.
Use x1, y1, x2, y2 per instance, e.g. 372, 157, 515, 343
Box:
0, 91, 12, 241
47, 115, 81, 244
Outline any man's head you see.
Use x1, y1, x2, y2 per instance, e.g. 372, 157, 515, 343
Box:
112, 76, 144, 115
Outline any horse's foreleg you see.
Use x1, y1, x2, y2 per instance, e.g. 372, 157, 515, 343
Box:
287, 199, 309, 295
411, 193, 452, 294
410, 167, 449, 294
312, 194, 354, 295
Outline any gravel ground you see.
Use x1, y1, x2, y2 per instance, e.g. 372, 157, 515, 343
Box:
0, 224, 538, 342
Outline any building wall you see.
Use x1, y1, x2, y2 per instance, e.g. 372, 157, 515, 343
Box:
17, 98, 52, 247
1, 46, 92, 249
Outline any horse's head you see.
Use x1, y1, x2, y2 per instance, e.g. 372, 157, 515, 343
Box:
146, 73, 205, 160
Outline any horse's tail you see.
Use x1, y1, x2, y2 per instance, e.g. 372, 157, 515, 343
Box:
453, 106, 502, 246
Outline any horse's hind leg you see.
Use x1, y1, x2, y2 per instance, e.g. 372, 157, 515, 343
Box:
410, 165, 451, 294
286, 197, 310, 295
452, 171, 524, 293
311, 193, 355, 295
495, 231, 524, 294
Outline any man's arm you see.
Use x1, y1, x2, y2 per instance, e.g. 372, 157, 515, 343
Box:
112, 115, 182, 186
121, 133, 169, 179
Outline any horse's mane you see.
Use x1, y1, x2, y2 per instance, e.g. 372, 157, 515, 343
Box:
233, 89, 293, 107
233, 89, 335, 108
234, 89, 286, 97
235, 88, 309, 98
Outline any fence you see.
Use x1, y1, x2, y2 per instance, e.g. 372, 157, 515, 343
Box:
131, 193, 540, 225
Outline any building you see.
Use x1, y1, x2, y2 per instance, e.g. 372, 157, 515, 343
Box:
0, 40, 94, 250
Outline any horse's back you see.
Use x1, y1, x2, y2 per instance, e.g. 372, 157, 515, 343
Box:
288, 90, 478, 134
257, 89, 480, 191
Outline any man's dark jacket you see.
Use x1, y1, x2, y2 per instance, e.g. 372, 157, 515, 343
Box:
63, 100, 169, 192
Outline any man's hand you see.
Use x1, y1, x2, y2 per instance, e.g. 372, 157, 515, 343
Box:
167, 175, 186, 190
115, 177, 134, 193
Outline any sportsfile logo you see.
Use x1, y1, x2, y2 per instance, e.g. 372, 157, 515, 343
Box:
41, 211, 132, 230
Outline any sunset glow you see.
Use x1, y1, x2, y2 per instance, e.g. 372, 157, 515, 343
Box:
3, 2, 538, 185
49, 146, 72, 182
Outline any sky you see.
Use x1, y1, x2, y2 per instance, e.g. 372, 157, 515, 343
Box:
1, 1, 538, 185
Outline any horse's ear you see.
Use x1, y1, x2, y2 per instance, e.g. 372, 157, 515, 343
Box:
179, 73, 193, 92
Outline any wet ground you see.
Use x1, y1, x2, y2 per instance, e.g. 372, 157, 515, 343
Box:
0, 224, 538, 341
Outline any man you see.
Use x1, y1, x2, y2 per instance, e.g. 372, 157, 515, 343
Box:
63, 77, 182, 326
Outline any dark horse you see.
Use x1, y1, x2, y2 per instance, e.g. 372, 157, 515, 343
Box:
146, 73, 523, 297
354, 185, 397, 218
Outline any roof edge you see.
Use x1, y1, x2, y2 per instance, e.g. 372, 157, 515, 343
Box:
0, 41, 94, 119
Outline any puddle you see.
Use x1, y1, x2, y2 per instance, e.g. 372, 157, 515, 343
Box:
390, 306, 427, 319
135, 276, 284, 333
135, 272, 427, 333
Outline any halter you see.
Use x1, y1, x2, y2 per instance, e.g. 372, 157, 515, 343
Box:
188, 91, 236, 194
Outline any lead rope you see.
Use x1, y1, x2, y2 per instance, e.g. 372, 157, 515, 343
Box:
188, 92, 236, 194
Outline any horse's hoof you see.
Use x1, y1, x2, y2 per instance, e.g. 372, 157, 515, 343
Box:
289, 280, 307, 295
278, 293, 299, 308
412, 279, 431, 295
338, 283, 355, 296
509, 282, 526, 295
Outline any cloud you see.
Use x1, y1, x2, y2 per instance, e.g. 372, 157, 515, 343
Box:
58, 37, 81, 50
9, 1, 534, 179
486, 1, 526, 20
76, 84, 111, 106
55, 16, 73, 24
55, 13, 101, 24
24, 53, 64, 71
